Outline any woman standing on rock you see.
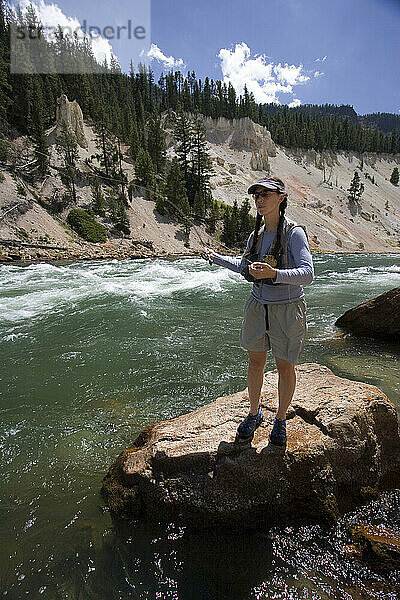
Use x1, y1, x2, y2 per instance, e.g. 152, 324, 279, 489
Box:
203, 176, 314, 446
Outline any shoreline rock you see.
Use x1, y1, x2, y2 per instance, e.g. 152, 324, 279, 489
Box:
335, 287, 400, 342
101, 364, 400, 530
1, 245, 399, 265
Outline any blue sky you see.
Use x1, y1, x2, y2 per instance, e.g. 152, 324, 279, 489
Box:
14, 0, 400, 115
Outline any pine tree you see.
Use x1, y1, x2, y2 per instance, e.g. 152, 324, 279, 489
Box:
207, 200, 220, 234
55, 120, 78, 204
29, 76, 49, 177
190, 112, 213, 207
129, 120, 141, 161
193, 191, 205, 218
347, 171, 364, 203
173, 107, 194, 185
91, 176, 105, 215
114, 194, 130, 234
93, 121, 118, 178
222, 201, 240, 247
231, 200, 240, 244
390, 167, 399, 186
202, 77, 212, 115
107, 188, 119, 221
222, 206, 234, 247
146, 113, 166, 174
227, 82, 237, 119
116, 136, 128, 200
165, 157, 190, 218
238, 198, 254, 245
0, 7, 11, 129
135, 147, 156, 193
359, 181, 365, 201
155, 188, 166, 215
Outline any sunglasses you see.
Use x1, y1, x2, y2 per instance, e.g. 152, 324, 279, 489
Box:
252, 189, 280, 200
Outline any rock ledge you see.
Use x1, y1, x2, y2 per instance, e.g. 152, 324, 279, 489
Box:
102, 364, 400, 528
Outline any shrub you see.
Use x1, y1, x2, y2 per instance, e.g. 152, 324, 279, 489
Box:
67, 209, 107, 243
17, 228, 30, 240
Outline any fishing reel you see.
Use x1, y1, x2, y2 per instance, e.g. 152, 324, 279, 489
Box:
241, 253, 279, 285
201, 251, 214, 265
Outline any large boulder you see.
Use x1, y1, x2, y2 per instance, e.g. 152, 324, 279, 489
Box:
102, 364, 400, 529
335, 287, 400, 342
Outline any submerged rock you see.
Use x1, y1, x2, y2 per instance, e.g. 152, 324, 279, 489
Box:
346, 523, 400, 570
335, 286, 400, 342
102, 364, 400, 529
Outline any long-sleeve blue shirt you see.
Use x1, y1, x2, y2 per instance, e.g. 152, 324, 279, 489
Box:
212, 227, 314, 304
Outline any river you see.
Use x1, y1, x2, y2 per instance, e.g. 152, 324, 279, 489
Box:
1, 254, 399, 599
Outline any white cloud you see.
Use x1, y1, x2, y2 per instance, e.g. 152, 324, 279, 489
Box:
145, 43, 186, 70
13, 0, 114, 65
315, 55, 327, 62
288, 98, 301, 108
218, 42, 316, 106
314, 71, 324, 78
274, 62, 309, 86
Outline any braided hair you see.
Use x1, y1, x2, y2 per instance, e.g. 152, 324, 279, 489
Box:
271, 196, 288, 259
248, 212, 263, 255
247, 176, 288, 258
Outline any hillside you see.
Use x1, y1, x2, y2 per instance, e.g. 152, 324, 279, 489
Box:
201, 116, 400, 253
0, 109, 399, 262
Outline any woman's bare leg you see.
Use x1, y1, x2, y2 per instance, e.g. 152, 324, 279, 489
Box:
247, 350, 267, 414
274, 356, 296, 419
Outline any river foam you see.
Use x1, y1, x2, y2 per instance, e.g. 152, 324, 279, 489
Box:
0, 259, 243, 327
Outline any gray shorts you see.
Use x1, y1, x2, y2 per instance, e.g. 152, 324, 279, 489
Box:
240, 295, 307, 364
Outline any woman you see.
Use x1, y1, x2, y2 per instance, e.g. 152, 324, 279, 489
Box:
204, 176, 314, 446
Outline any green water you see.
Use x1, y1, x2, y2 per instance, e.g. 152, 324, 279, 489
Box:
1, 254, 399, 599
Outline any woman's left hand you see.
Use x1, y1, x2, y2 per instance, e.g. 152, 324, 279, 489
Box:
249, 262, 277, 280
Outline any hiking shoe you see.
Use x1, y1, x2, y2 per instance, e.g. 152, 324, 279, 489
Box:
270, 417, 287, 446
236, 408, 263, 440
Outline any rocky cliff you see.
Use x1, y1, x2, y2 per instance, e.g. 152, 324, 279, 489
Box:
203, 115, 276, 172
